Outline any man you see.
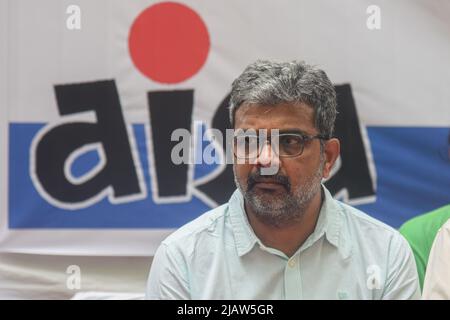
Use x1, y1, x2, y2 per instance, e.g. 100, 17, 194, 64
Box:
400, 204, 450, 291
146, 60, 420, 299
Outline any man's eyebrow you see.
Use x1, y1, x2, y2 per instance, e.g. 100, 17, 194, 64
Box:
277, 129, 308, 135
236, 128, 310, 135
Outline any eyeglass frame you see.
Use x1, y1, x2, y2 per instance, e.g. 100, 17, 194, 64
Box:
232, 129, 329, 159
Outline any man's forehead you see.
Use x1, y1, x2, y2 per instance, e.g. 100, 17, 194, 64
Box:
234, 102, 315, 129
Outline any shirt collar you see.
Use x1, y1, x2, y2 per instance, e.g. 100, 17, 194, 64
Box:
316, 186, 340, 246
228, 189, 259, 256
228, 185, 352, 259
323, 186, 353, 259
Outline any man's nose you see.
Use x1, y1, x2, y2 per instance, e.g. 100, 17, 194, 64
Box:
255, 142, 280, 175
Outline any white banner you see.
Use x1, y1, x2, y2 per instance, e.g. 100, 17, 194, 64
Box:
1, 0, 449, 256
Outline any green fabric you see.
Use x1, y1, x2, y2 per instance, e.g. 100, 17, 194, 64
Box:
399, 204, 450, 291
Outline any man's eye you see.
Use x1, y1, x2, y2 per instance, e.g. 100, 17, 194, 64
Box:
280, 135, 302, 145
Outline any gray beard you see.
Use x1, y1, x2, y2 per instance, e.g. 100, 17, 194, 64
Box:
234, 159, 324, 227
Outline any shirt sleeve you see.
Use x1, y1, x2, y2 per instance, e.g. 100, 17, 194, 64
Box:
422, 220, 450, 299
381, 233, 421, 300
145, 243, 190, 300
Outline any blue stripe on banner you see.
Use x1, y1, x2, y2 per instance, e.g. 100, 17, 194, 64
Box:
8, 123, 213, 228
356, 127, 450, 228
8, 123, 450, 229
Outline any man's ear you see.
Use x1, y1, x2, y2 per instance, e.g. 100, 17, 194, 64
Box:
322, 138, 340, 179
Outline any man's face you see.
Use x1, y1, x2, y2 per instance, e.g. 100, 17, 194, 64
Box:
233, 102, 338, 226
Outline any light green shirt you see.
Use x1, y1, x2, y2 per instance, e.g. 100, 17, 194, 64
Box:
147, 186, 420, 299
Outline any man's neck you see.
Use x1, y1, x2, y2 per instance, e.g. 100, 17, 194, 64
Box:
245, 189, 324, 257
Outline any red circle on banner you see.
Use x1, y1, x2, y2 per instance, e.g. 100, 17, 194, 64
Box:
128, 2, 210, 84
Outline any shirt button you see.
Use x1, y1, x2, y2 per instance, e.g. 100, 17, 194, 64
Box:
288, 259, 296, 268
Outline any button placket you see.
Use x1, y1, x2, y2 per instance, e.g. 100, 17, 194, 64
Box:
284, 254, 302, 299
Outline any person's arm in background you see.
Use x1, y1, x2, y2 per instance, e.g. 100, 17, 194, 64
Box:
399, 218, 428, 291
399, 204, 450, 292
422, 219, 450, 299
146, 243, 190, 300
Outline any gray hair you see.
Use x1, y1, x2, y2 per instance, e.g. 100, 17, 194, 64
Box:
229, 60, 337, 138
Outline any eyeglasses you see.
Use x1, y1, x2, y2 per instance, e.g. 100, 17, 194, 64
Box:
233, 130, 328, 159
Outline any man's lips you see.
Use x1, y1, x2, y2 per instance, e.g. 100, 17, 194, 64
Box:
247, 172, 291, 192
253, 181, 286, 190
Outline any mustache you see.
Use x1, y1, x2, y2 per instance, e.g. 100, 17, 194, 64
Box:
247, 170, 291, 191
